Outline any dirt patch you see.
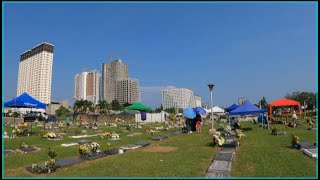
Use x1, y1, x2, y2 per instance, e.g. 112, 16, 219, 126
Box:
143, 146, 178, 153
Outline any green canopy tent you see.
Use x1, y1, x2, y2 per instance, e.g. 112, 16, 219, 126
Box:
124, 102, 152, 124
124, 102, 152, 111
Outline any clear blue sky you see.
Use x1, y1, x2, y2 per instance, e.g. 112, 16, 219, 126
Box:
3, 2, 317, 109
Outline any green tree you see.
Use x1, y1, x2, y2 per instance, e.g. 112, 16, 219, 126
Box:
154, 104, 164, 113
73, 99, 85, 113
123, 102, 132, 108
55, 105, 70, 117
285, 91, 316, 111
83, 100, 94, 114
258, 96, 268, 109
111, 99, 123, 110
164, 107, 176, 114
96, 100, 110, 114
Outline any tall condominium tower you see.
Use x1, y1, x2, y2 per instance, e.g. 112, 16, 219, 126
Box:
17, 42, 54, 104
194, 95, 202, 107
74, 70, 100, 104
101, 59, 128, 103
116, 78, 141, 104
162, 88, 195, 109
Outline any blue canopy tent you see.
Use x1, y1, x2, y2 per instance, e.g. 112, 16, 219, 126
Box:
229, 100, 268, 128
225, 104, 239, 112
4, 92, 46, 129
4, 92, 46, 109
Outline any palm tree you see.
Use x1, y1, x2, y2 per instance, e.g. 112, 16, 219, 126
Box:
74, 99, 85, 113
83, 100, 94, 114
96, 100, 110, 115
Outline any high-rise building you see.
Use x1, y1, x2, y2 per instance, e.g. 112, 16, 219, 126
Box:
74, 70, 100, 104
162, 88, 195, 109
194, 95, 202, 107
17, 42, 54, 104
116, 78, 141, 104
101, 59, 128, 103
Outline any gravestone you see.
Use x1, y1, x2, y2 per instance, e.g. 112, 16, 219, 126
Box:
104, 148, 120, 155
205, 170, 230, 177
4, 150, 15, 155
207, 160, 232, 172
120, 144, 142, 150
220, 148, 236, 154
222, 140, 239, 148
214, 152, 234, 162
303, 148, 316, 158
77, 139, 92, 145
87, 152, 108, 160
134, 142, 150, 147
152, 136, 168, 141
56, 157, 85, 168
298, 141, 315, 150
172, 131, 183, 135
61, 143, 78, 147
21, 147, 41, 153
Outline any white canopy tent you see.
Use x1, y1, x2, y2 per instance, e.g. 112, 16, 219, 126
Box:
206, 106, 225, 114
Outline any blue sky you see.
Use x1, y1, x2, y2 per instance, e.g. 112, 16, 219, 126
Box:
3, 2, 317, 109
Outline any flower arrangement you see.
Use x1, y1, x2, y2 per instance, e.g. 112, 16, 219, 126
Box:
236, 129, 245, 138
213, 131, 225, 146
43, 132, 57, 139
109, 123, 118, 127
100, 132, 112, 139
79, 144, 90, 156
111, 132, 120, 139
90, 142, 100, 153
20, 141, 29, 149
12, 128, 22, 135
291, 135, 300, 145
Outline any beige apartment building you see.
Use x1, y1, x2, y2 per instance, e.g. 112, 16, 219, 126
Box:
74, 70, 100, 104
116, 78, 141, 104
101, 59, 128, 103
17, 42, 54, 104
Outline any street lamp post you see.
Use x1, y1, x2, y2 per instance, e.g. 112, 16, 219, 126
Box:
208, 83, 215, 130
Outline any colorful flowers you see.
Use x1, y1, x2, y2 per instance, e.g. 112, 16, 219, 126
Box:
43, 132, 57, 139
90, 142, 100, 152
79, 144, 90, 156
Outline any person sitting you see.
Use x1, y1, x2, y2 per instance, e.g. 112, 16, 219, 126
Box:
231, 117, 240, 130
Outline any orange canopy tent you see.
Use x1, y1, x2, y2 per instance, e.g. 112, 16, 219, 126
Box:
268, 98, 301, 119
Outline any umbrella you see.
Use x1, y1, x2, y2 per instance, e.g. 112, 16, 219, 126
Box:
193, 107, 207, 115
183, 108, 196, 119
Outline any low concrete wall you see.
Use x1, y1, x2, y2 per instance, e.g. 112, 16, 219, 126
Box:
4, 117, 24, 124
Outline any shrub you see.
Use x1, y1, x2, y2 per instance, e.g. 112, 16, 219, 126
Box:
48, 148, 57, 160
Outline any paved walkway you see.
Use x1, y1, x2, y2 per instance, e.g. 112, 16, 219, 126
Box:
205, 131, 239, 178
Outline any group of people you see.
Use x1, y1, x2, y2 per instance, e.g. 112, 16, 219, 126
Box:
185, 114, 202, 134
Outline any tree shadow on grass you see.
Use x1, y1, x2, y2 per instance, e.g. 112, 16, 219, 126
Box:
241, 127, 252, 131
206, 142, 215, 147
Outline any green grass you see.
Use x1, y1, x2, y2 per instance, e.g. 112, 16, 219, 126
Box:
231, 121, 316, 177
3, 120, 317, 178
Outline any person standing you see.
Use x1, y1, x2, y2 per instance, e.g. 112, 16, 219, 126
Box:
65, 115, 71, 132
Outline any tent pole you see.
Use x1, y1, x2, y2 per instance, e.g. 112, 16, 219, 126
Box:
262, 113, 264, 129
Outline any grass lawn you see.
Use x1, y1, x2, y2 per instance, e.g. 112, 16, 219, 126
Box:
3, 119, 317, 178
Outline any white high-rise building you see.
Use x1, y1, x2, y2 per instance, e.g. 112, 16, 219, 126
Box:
162, 88, 195, 109
17, 42, 54, 104
101, 59, 128, 103
74, 70, 100, 104
116, 78, 141, 104
194, 95, 202, 107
